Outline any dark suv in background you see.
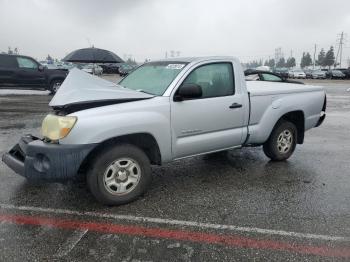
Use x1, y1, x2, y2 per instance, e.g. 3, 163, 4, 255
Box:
0, 54, 68, 94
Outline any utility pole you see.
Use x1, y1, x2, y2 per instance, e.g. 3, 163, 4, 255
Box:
313, 44, 317, 69
335, 32, 347, 68
86, 37, 92, 47
274, 47, 283, 68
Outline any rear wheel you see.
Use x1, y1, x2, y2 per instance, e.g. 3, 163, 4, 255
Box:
87, 144, 152, 205
263, 120, 297, 161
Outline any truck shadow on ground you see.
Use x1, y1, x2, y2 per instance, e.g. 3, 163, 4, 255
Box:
8, 147, 320, 214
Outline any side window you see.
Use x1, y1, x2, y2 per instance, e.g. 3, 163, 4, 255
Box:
0, 56, 18, 68
182, 63, 234, 98
16, 57, 38, 69
261, 73, 282, 82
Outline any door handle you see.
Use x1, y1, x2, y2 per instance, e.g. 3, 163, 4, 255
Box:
229, 103, 242, 109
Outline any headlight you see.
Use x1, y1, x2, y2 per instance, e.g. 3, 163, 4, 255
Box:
41, 114, 77, 141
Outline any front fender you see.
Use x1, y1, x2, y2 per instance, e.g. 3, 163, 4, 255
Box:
60, 97, 172, 162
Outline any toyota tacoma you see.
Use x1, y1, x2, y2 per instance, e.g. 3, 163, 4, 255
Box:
2, 57, 327, 205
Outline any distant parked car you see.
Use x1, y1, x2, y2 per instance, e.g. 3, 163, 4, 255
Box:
99, 63, 121, 74
0, 54, 67, 94
289, 69, 306, 79
119, 64, 137, 76
56, 63, 76, 71
273, 68, 289, 78
244, 69, 303, 84
311, 70, 327, 79
326, 69, 345, 79
43, 63, 75, 71
303, 69, 313, 79
82, 64, 103, 75
337, 68, 350, 79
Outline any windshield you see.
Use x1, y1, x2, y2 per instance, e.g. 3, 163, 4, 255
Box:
119, 61, 188, 95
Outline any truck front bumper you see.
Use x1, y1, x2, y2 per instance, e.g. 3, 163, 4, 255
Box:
2, 135, 96, 182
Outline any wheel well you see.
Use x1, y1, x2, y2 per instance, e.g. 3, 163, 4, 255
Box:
79, 133, 162, 174
49, 78, 64, 86
280, 111, 305, 144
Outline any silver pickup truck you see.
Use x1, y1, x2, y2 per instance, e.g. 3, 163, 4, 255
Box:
2, 57, 326, 205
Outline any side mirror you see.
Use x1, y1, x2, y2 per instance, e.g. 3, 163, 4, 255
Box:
38, 65, 44, 71
174, 83, 202, 101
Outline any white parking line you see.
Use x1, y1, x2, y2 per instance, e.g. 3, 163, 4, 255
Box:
55, 229, 88, 257
0, 203, 349, 242
0, 89, 50, 96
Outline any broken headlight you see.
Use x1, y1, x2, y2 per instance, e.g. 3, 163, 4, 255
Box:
41, 114, 77, 141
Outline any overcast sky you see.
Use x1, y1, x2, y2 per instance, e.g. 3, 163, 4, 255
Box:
1, 0, 350, 65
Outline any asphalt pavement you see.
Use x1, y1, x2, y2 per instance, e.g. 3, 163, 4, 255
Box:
0, 78, 349, 261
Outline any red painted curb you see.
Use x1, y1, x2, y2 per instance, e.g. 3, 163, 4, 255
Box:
0, 213, 349, 258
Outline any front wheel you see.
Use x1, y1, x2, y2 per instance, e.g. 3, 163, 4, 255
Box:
87, 144, 152, 205
49, 79, 63, 94
263, 120, 297, 161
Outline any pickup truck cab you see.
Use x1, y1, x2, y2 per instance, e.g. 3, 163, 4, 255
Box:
2, 57, 327, 205
0, 54, 67, 93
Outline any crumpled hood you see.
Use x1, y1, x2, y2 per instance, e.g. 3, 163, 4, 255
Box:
49, 68, 153, 107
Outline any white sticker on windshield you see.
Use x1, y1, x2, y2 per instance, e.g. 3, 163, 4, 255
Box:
166, 64, 185, 70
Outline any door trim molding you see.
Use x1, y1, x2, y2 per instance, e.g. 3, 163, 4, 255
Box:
173, 145, 242, 161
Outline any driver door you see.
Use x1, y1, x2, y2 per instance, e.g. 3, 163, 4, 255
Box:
15, 57, 45, 87
170, 62, 246, 159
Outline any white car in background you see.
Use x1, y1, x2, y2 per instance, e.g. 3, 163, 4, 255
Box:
289, 69, 306, 79
82, 64, 103, 75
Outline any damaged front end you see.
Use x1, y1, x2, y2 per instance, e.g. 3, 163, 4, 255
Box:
2, 135, 96, 181
2, 69, 153, 181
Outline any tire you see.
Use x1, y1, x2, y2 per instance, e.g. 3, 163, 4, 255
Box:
49, 79, 63, 94
87, 144, 152, 205
263, 120, 297, 161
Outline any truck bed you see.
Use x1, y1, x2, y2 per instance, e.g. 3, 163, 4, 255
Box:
245, 81, 325, 145
246, 81, 324, 96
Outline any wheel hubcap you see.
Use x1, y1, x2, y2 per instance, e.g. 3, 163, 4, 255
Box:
53, 82, 61, 92
103, 158, 141, 195
277, 129, 293, 153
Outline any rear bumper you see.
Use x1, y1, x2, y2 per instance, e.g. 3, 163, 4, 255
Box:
315, 112, 326, 127
315, 95, 327, 127
2, 135, 96, 182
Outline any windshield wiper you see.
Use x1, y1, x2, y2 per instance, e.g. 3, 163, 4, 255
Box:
136, 89, 154, 95
117, 85, 155, 95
